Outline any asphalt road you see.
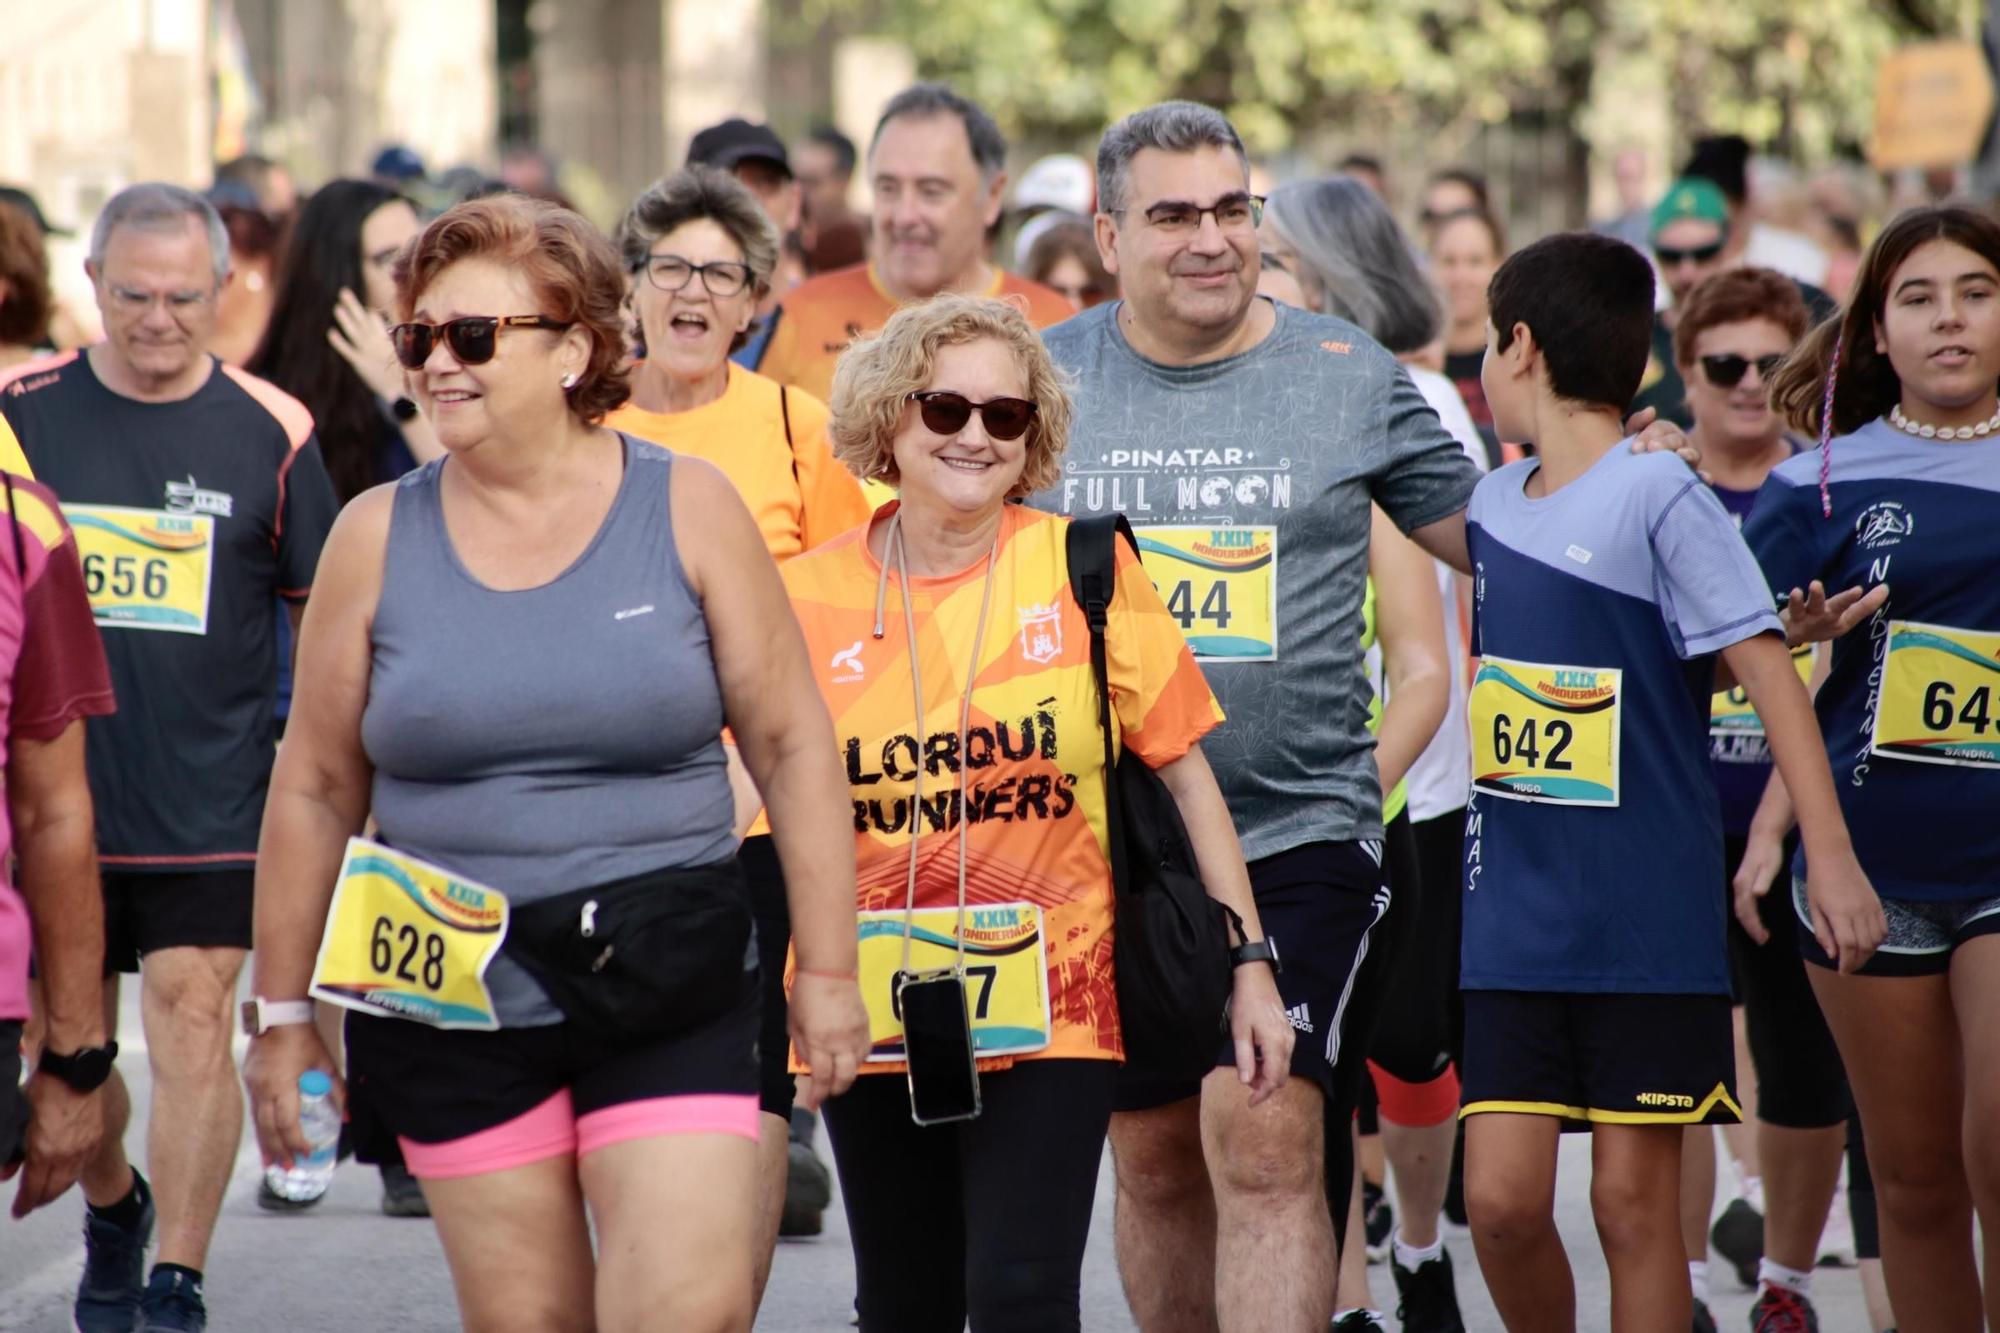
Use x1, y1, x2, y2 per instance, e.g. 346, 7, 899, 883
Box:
2, 989, 1875, 1330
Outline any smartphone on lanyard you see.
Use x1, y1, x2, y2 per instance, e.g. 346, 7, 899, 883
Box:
897, 970, 981, 1125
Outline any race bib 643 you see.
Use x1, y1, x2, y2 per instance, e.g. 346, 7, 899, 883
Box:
1870, 621, 2000, 769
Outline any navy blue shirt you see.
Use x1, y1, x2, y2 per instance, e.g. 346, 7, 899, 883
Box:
1464, 446, 1781, 994
1743, 422, 2000, 903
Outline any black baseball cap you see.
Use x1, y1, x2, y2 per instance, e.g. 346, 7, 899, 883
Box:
0, 185, 71, 237
687, 119, 791, 177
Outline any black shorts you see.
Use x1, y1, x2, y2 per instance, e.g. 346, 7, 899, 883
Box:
1460, 990, 1739, 1128
342, 984, 760, 1161
1725, 834, 1849, 1129
1, 1020, 25, 1167
1794, 877, 2000, 977
740, 834, 795, 1120
1114, 839, 1392, 1113
102, 869, 254, 974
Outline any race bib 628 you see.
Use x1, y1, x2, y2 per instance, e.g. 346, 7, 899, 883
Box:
63, 504, 214, 635
1470, 655, 1622, 806
1133, 525, 1277, 661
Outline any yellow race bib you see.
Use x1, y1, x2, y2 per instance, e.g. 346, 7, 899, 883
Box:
1470, 655, 1622, 806
1711, 645, 1816, 737
1133, 525, 1278, 660
63, 504, 215, 635
856, 903, 1050, 1061
1869, 621, 2000, 769
311, 838, 511, 1030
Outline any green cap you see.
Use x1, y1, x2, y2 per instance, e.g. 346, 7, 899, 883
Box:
1649, 177, 1730, 240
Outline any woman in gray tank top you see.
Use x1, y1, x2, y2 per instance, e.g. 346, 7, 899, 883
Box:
241, 196, 868, 1333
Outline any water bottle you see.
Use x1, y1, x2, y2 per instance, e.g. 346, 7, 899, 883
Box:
264, 1070, 339, 1203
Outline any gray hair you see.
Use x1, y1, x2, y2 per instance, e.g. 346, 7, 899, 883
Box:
871, 83, 1007, 179
616, 165, 780, 298
1266, 175, 1442, 355
88, 183, 230, 282
1097, 101, 1248, 215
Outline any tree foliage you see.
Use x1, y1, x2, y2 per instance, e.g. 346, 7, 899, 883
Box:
827, 0, 1980, 163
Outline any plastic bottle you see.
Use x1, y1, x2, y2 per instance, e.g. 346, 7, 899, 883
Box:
263, 1070, 339, 1203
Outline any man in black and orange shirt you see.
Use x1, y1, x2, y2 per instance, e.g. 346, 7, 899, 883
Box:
0, 183, 336, 1333
760, 84, 1072, 412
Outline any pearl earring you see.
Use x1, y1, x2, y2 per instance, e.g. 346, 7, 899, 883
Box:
561, 373, 579, 390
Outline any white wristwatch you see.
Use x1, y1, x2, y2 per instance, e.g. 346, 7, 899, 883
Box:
240, 997, 316, 1036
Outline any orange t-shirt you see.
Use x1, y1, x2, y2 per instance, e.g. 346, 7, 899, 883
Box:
781, 504, 1222, 1070
604, 364, 872, 562
760, 263, 1076, 405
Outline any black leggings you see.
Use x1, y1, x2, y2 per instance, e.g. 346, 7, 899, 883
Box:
1725, 833, 1851, 1128
824, 1059, 1115, 1332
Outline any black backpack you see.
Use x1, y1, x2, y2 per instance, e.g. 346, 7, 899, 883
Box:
1066, 514, 1242, 1082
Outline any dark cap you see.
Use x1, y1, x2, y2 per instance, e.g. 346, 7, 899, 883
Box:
687, 119, 791, 177
0, 185, 71, 237
370, 144, 429, 183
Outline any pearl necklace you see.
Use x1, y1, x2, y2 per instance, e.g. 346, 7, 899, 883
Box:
1888, 403, 2000, 440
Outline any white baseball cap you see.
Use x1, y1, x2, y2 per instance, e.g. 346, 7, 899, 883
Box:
1013, 154, 1094, 215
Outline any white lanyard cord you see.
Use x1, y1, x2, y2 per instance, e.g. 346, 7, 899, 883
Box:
880, 512, 999, 981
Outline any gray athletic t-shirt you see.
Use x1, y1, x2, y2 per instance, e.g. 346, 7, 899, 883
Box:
1034, 300, 1480, 858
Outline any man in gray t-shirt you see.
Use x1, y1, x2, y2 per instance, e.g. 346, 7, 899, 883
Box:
1033, 102, 1483, 1331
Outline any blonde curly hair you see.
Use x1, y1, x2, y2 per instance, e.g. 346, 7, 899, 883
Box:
828, 293, 1072, 498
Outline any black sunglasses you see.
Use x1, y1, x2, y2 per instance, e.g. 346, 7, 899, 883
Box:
1699, 352, 1785, 388
908, 391, 1039, 441
390, 315, 573, 369
1655, 240, 1727, 267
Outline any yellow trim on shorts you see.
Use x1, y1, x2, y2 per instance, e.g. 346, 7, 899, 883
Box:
1460, 1083, 1742, 1125
1582, 1082, 1742, 1125
1460, 1099, 1590, 1120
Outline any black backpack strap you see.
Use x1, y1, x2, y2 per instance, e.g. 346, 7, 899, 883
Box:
778, 383, 800, 485
3, 470, 22, 584
1066, 513, 1140, 894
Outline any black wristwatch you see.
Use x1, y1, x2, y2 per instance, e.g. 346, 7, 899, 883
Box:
1231, 938, 1282, 975
38, 1042, 118, 1093
390, 395, 419, 422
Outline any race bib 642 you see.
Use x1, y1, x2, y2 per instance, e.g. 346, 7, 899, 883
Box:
1470, 655, 1622, 806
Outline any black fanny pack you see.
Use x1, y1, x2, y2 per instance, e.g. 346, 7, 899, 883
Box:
502, 859, 755, 1043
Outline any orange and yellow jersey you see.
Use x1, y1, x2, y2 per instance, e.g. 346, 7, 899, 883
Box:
783, 503, 1221, 1069
760, 262, 1076, 406
604, 364, 871, 562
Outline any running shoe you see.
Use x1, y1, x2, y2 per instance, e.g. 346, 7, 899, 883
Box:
1709, 1196, 1765, 1289
1391, 1249, 1465, 1333
75, 1182, 154, 1333
135, 1269, 205, 1332
379, 1163, 430, 1218
779, 1137, 833, 1237
1693, 1298, 1718, 1333
1362, 1180, 1394, 1262
1330, 1311, 1388, 1332
253, 1175, 325, 1212
1749, 1286, 1819, 1332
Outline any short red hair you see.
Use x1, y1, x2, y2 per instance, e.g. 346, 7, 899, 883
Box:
394, 194, 630, 423
1673, 267, 1808, 368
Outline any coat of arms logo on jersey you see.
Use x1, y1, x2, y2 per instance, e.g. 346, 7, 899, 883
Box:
164, 476, 233, 518
1017, 603, 1062, 665
1853, 500, 1912, 549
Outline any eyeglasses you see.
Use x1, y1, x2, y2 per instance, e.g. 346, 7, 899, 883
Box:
389, 316, 573, 369
1109, 193, 1266, 236
1655, 240, 1727, 267
907, 391, 1039, 441
642, 254, 753, 298
1698, 352, 1785, 388
107, 284, 217, 313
